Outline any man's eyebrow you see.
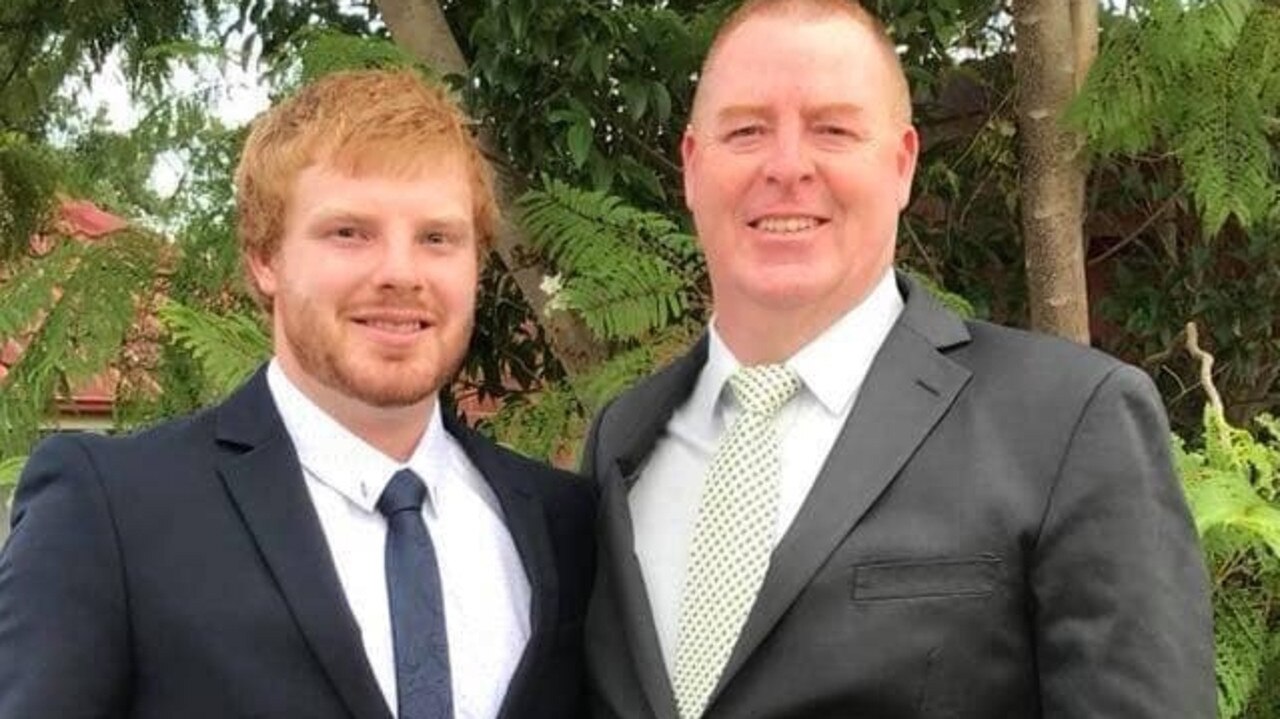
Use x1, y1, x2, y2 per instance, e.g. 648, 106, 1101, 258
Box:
711, 104, 770, 123
710, 102, 868, 123
416, 216, 472, 232
809, 103, 867, 118
306, 208, 368, 224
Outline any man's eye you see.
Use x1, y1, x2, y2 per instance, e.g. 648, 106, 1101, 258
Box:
817, 125, 854, 136
421, 232, 447, 245
726, 125, 764, 140
331, 226, 361, 239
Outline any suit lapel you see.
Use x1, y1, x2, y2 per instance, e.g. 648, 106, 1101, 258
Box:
214, 369, 392, 719
601, 338, 708, 719
711, 275, 974, 703
445, 418, 556, 719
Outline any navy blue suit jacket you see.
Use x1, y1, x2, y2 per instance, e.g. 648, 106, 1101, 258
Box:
0, 368, 596, 719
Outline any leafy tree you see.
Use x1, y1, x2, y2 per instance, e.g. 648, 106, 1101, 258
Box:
1177, 323, 1280, 717
1069, 0, 1280, 429
1071, 0, 1280, 235
0, 0, 221, 256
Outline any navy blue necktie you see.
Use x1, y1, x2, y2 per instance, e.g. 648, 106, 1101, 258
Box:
377, 469, 453, 719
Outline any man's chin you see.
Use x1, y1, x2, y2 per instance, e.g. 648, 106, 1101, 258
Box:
309, 360, 442, 410
358, 387, 438, 409
337, 374, 441, 409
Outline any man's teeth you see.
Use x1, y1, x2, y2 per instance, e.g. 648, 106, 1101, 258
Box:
756, 217, 820, 234
364, 320, 422, 333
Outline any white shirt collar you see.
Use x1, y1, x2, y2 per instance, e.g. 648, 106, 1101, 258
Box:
696, 269, 904, 419
266, 360, 450, 513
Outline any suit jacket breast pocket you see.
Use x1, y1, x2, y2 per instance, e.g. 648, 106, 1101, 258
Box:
851, 555, 1001, 601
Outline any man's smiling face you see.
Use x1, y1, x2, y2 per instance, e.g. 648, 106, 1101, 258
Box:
682, 12, 918, 328
248, 156, 478, 411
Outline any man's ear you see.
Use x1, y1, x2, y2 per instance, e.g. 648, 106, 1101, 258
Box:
245, 249, 279, 301
681, 126, 699, 212
895, 124, 921, 211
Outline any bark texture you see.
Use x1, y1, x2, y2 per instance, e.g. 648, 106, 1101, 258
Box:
374, 0, 608, 376
1014, 0, 1096, 344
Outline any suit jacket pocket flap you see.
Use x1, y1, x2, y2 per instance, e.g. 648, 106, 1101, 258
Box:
852, 555, 1000, 601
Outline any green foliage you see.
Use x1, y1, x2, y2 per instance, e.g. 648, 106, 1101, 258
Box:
573, 343, 665, 417
477, 381, 584, 464
0, 0, 219, 133
902, 267, 976, 319
462, 0, 708, 206
0, 133, 60, 260
1178, 405, 1280, 717
904, 56, 1024, 324
478, 322, 701, 462
465, 262, 567, 401
1071, 0, 1280, 234
229, 0, 381, 64
280, 27, 426, 87
0, 455, 23, 511
1097, 216, 1280, 429
518, 179, 703, 342
0, 232, 162, 458
158, 301, 269, 403
1214, 587, 1277, 719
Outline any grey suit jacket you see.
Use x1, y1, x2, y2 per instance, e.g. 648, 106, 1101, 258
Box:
583, 273, 1213, 718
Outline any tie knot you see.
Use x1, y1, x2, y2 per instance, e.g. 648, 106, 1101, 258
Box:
728, 364, 801, 416
377, 469, 427, 517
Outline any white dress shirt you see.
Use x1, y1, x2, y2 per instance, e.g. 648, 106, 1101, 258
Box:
267, 361, 531, 719
629, 270, 904, 676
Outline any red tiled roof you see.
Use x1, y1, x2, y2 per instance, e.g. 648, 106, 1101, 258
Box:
1, 199, 131, 417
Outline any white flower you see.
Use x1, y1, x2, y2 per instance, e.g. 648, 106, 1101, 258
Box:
540, 273, 569, 315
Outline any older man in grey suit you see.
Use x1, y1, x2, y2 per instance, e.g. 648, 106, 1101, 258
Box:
581, 1, 1214, 717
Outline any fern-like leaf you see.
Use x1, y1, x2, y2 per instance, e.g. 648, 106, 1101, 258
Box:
158, 301, 270, 401
518, 180, 702, 342
476, 383, 584, 465
1177, 404, 1280, 715
1071, 0, 1280, 233
0, 233, 160, 457
0, 454, 24, 491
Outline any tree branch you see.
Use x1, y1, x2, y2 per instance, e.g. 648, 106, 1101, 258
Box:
1087, 191, 1181, 267
1185, 321, 1224, 418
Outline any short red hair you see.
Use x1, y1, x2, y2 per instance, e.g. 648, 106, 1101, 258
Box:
234, 69, 499, 309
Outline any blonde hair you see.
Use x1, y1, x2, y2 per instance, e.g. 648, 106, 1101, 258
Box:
234, 69, 499, 308
694, 0, 912, 124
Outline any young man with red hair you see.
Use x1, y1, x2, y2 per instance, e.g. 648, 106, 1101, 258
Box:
0, 70, 595, 719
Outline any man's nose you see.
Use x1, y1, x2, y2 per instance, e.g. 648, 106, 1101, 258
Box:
372, 234, 423, 290
763, 129, 816, 186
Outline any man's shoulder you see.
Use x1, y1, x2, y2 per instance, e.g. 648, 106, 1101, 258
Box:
954, 317, 1156, 404
22, 370, 270, 489
32, 403, 217, 468
961, 318, 1116, 365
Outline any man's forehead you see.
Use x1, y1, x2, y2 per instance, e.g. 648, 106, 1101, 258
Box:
699, 17, 880, 89
693, 12, 908, 125
705, 11, 875, 69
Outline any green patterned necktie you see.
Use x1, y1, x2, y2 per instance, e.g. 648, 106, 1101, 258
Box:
672, 364, 802, 719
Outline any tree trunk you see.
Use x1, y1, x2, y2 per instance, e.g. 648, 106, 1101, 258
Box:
373, 0, 608, 376
1013, 0, 1096, 344
1071, 0, 1099, 90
